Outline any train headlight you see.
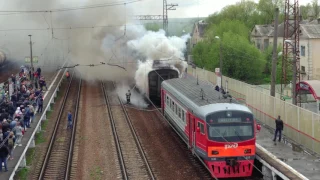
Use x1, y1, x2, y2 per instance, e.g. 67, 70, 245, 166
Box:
212, 150, 219, 155
244, 149, 251, 154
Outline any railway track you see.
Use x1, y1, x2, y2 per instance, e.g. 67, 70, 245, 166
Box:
35, 71, 82, 180
101, 81, 155, 180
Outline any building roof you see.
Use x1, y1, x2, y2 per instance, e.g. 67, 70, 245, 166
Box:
300, 24, 320, 38
252, 20, 319, 38
198, 22, 208, 37
192, 20, 208, 38
253, 25, 273, 36
297, 80, 320, 100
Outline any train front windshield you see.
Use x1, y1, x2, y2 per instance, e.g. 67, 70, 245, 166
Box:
206, 111, 254, 142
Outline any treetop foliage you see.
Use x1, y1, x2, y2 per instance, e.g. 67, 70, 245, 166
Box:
191, 0, 311, 84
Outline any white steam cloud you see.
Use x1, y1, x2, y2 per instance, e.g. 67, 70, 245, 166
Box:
0, 0, 190, 107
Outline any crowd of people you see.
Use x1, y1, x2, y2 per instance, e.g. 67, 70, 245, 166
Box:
0, 66, 46, 172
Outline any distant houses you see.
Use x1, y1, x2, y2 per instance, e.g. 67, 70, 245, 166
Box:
251, 19, 320, 80
188, 20, 208, 64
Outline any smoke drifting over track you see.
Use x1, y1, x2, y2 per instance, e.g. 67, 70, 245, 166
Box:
0, 0, 189, 105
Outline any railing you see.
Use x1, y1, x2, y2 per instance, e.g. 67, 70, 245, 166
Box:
187, 65, 320, 155
9, 65, 67, 180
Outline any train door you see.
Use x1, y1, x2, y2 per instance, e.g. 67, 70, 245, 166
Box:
188, 113, 196, 153
195, 120, 206, 151
188, 113, 192, 148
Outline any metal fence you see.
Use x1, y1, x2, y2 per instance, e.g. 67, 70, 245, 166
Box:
187, 65, 320, 154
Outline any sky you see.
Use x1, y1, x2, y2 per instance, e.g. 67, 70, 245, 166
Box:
129, 0, 315, 18
0, 0, 315, 64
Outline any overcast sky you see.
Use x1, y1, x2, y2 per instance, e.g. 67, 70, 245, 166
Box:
0, 0, 315, 19
129, 0, 315, 18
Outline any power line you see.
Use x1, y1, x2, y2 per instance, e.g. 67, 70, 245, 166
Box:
0, 21, 195, 32
0, 0, 146, 14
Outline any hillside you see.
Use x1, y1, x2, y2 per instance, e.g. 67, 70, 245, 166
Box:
141, 17, 206, 36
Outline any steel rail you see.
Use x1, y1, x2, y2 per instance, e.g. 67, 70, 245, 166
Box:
38, 70, 79, 180
65, 76, 82, 180
101, 81, 128, 180
111, 81, 155, 180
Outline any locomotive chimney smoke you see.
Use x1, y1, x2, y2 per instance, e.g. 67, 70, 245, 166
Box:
129, 29, 190, 95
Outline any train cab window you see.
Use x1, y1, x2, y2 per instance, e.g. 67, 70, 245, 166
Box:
197, 122, 205, 134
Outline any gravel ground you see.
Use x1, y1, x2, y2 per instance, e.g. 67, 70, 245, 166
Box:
73, 81, 119, 180
125, 106, 212, 180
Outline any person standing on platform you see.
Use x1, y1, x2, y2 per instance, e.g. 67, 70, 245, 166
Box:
66, 71, 70, 81
67, 111, 72, 130
37, 96, 43, 113
126, 90, 131, 104
37, 67, 41, 77
0, 142, 9, 172
273, 115, 284, 142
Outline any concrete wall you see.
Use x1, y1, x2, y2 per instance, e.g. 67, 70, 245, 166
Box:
312, 39, 320, 80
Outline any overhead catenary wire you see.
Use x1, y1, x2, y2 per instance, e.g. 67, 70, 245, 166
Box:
0, 0, 147, 14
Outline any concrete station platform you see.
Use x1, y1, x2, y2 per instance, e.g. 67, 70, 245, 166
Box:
256, 125, 320, 180
0, 67, 65, 180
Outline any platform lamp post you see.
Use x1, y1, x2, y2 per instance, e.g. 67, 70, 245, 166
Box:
215, 36, 223, 89
28, 35, 34, 82
284, 39, 297, 105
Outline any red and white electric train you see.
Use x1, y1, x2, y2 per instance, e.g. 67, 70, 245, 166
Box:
161, 74, 260, 179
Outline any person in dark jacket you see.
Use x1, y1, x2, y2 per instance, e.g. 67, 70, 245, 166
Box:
273, 115, 284, 142
37, 96, 43, 113
215, 85, 220, 92
0, 142, 9, 172
37, 67, 41, 77
67, 111, 72, 129
126, 90, 131, 104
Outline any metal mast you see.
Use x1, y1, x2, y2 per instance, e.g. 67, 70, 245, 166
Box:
281, 0, 300, 106
163, 0, 178, 35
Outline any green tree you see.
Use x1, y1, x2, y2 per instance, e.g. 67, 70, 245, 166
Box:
312, 0, 320, 20
205, 20, 250, 42
220, 32, 265, 83
257, 0, 284, 24
144, 23, 161, 31
262, 46, 285, 83
207, 0, 262, 29
193, 28, 266, 84
300, 4, 312, 20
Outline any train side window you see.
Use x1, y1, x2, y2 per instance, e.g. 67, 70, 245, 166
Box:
178, 107, 181, 118
172, 101, 174, 111
175, 104, 177, 114
169, 99, 172, 108
182, 111, 185, 122
197, 122, 205, 134
166, 95, 169, 105
200, 123, 205, 134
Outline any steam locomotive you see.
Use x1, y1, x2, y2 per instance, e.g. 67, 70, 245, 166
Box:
0, 51, 6, 66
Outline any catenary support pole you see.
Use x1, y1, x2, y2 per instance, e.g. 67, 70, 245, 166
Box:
271, 8, 279, 97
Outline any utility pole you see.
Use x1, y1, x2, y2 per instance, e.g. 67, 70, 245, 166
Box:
219, 41, 223, 89
292, 46, 297, 105
28, 35, 34, 80
271, 8, 279, 97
